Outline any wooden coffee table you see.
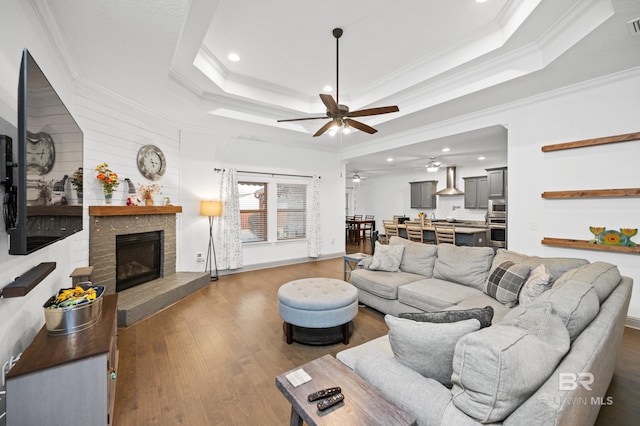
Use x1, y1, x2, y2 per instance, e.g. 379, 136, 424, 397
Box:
275, 354, 416, 426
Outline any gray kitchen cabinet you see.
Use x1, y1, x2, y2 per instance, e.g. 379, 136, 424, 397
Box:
464, 176, 488, 209
486, 167, 507, 198
410, 180, 437, 209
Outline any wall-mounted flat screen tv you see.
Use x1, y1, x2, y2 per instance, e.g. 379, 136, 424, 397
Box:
6, 49, 84, 255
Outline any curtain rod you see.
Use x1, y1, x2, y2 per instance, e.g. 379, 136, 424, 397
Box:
214, 168, 320, 179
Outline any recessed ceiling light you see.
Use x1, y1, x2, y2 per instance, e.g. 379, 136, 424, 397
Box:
475, 0, 488, 3
386, 157, 394, 162
441, 147, 450, 152
323, 85, 333, 92
228, 53, 240, 62
478, 156, 486, 160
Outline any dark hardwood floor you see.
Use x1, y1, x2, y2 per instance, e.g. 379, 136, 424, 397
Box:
113, 240, 639, 425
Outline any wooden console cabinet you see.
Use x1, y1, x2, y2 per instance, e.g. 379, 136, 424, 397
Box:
6, 295, 118, 425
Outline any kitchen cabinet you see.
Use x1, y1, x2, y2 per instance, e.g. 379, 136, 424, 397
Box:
463, 176, 488, 209
6, 295, 118, 425
410, 180, 437, 209
486, 167, 507, 198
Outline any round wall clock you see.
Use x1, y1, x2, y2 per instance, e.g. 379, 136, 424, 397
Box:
26, 132, 55, 175
137, 144, 166, 181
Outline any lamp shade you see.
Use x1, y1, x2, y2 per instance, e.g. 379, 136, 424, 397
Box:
200, 200, 222, 217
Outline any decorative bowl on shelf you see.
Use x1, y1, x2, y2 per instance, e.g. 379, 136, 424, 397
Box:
589, 227, 637, 247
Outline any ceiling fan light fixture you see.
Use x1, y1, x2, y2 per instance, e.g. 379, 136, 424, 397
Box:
426, 165, 439, 172
352, 172, 361, 182
276, 28, 399, 137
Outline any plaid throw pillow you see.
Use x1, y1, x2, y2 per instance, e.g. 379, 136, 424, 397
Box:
484, 261, 531, 307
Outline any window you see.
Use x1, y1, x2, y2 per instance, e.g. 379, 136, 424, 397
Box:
239, 182, 267, 242
277, 183, 306, 240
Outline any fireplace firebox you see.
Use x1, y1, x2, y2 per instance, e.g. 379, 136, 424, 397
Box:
116, 231, 163, 292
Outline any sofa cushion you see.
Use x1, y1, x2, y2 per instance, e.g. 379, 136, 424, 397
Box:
483, 261, 531, 307
399, 306, 494, 329
519, 264, 552, 306
389, 236, 437, 277
350, 269, 424, 299
534, 279, 600, 342
433, 244, 495, 290
451, 304, 570, 423
551, 261, 621, 304
336, 335, 393, 370
386, 315, 481, 386
398, 278, 481, 311
444, 293, 512, 324
368, 242, 404, 272
491, 249, 589, 284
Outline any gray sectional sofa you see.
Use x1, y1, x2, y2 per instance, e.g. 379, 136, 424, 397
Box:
337, 236, 633, 425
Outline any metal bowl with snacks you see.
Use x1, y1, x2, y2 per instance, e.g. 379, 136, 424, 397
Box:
43, 283, 105, 335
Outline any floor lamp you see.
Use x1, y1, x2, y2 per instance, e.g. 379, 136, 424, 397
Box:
200, 200, 222, 281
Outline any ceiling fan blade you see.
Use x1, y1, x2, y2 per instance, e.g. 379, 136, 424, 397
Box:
313, 120, 338, 137
345, 118, 377, 134
277, 115, 329, 123
319, 94, 340, 116
347, 105, 399, 118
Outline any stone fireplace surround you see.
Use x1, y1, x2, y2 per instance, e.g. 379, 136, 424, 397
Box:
88, 206, 181, 294
88, 206, 210, 327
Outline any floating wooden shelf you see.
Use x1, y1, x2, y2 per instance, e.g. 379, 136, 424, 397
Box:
541, 131, 640, 152
89, 205, 182, 216
2, 262, 57, 298
541, 188, 640, 198
541, 238, 640, 254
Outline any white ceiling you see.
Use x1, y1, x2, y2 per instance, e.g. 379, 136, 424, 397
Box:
36, 0, 640, 175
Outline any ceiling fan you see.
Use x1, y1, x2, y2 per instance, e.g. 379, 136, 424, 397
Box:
277, 28, 399, 137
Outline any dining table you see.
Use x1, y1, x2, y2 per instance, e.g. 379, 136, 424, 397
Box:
346, 219, 376, 245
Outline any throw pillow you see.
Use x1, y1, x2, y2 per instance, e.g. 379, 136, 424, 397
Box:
385, 315, 481, 387
368, 242, 404, 272
519, 264, 552, 306
389, 236, 437, 277
483, 261, 531, 307
451, 304, 570, 423
399, 306, 494, 329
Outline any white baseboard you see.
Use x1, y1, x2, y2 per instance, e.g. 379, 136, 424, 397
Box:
626, 316, 640, 330
216, 251, 346, 276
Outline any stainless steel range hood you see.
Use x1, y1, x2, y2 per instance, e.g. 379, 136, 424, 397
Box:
436, 166, 464, 195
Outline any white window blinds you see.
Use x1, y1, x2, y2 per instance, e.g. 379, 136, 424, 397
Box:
238, 182, 267, 242
277, 183, 306, 240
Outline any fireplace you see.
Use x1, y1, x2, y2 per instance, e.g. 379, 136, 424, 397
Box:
116, 231, 163, 292
88, 206, 181, 295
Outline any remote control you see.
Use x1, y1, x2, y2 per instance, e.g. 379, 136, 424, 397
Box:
307, 387, 342, 402
317, 393, 344, 411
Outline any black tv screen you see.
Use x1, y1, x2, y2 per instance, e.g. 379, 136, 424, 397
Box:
6, 49, 84, 255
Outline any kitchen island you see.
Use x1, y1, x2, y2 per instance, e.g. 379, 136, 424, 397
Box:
397, 222, 487, 246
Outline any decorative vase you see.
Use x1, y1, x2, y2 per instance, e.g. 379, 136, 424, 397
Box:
144, 196, 154, 206
104, 192, 113, 205
77, 191, 83, 205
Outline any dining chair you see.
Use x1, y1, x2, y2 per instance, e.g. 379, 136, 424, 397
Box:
383, 223, 399, 242
363, 215, 375, 242
406, 224, 424, 243
435, 224, 456, 245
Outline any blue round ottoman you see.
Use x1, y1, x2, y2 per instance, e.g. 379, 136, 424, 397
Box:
278, 278, 358, 345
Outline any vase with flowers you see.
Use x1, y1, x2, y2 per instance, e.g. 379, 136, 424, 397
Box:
70, 167, 83, 204
138, 182, 162, 206
95, 163, 120, 204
